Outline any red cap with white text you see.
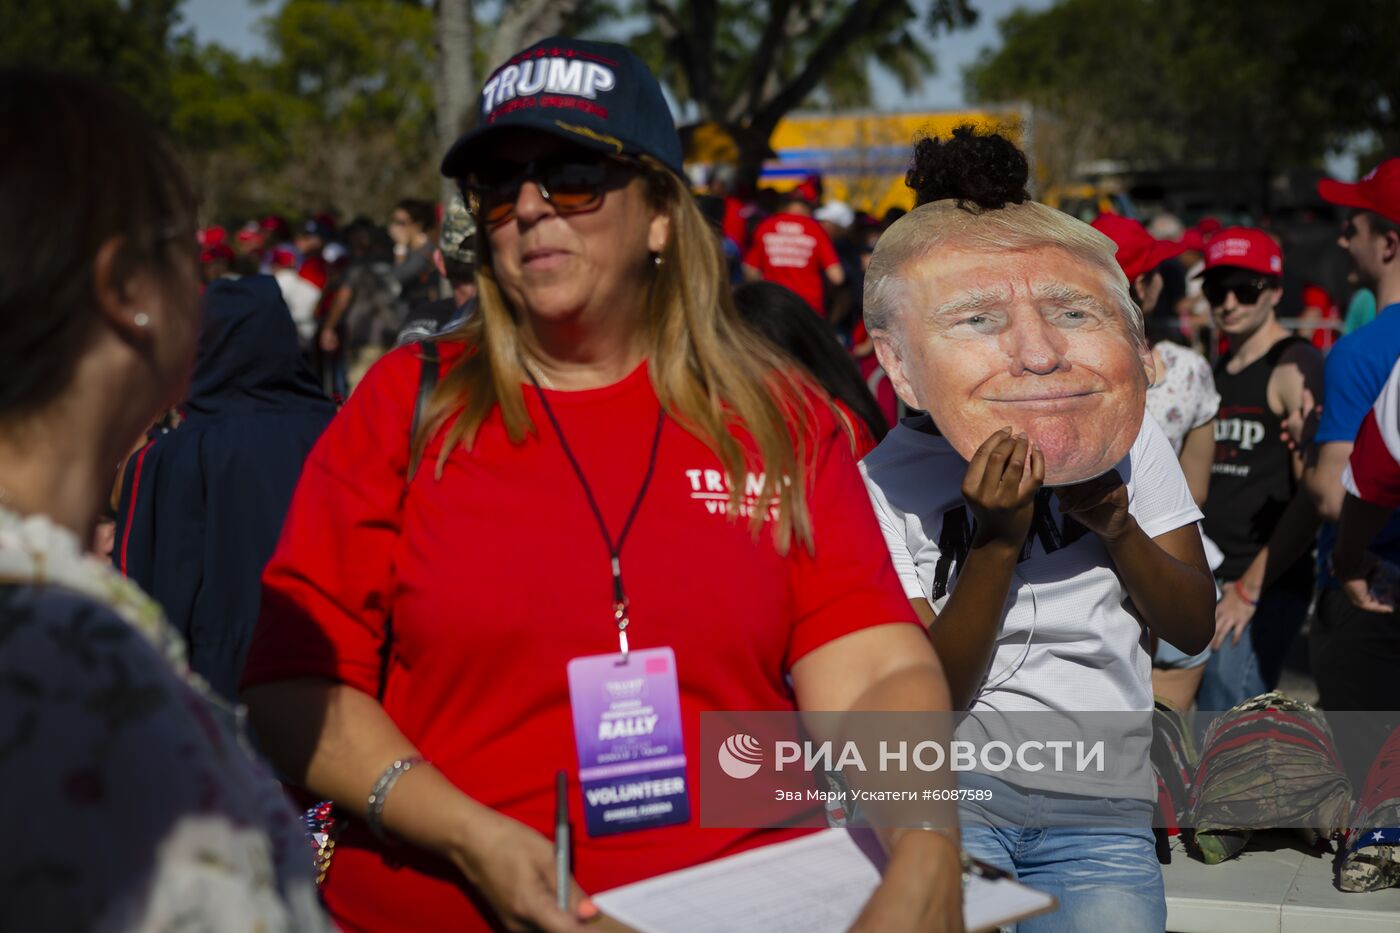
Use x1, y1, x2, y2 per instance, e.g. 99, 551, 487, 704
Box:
1200, 226, 1283, 277
1317, 158, 1400, 227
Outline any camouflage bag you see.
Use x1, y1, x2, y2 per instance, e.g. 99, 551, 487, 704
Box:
1151, 699, 1199, 862
1187, 692, 1352, 864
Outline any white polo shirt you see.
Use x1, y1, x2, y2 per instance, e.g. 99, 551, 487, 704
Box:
860, 414, 1201, 797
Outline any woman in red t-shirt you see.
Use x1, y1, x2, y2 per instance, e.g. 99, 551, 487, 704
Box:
242, 37, 961, 933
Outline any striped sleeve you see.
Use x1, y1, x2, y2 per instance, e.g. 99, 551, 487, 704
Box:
1343, 358, 1400, 508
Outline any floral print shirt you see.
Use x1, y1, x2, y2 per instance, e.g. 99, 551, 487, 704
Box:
1146, 341, 1221, 456
0, 507, 327, 931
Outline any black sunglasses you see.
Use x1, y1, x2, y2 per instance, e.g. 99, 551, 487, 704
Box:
468, 155, 640, 228
1203, 276, 1274, 307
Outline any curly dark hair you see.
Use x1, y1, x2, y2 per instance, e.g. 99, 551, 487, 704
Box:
905, 124, 1030, 211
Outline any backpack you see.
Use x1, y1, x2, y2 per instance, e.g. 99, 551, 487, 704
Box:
1187, 692, 1352, 865
342, 261, 402, 352
1150, 699, 1199, 862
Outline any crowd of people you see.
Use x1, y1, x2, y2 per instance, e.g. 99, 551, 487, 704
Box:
2, 27, 1399, 933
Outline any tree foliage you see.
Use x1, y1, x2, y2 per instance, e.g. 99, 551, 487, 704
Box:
622, 0, 978, 184
966, 0, 1400, 186
0, 0, 184, 119
3, 0, 982, 217
255, 0, 438, 216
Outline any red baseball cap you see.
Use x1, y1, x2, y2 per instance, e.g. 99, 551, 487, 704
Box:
268, 245, 299, 270
1091, 214, 1188, 282
790, 177, 821, 205
1317, 158, 1400, 227
200, 243, 235, 264
1179, 217, 1222, 252
197, 225, 227, 248
235, 229, 263, 250
1200, 226, 1283, 277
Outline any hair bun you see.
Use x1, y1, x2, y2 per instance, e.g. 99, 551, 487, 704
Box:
906, 124, 1030, 210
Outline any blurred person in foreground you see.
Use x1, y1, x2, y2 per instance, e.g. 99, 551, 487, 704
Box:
1093, 213, 1221, 710
1309, 160, 1400, 721
241, 37, 962, 933
114, 275, 335, 702
1196, 229, 1323, 711
0, 69, 324, 931
861, 126, 1214, 932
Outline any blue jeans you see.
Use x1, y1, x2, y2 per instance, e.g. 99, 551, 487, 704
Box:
1196, 584, 1310, 711
959, 774, 1165, 933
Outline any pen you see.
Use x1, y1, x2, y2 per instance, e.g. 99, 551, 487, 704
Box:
554, 770, 569, 912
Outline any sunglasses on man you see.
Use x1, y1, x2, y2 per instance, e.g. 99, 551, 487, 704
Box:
468, 155, 641, 229
1203, 276, 1275, 307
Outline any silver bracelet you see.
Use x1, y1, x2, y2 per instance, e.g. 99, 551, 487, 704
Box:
365, 756, 425, 840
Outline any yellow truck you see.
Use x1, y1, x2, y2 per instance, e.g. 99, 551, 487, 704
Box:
756, 108, 1028, 215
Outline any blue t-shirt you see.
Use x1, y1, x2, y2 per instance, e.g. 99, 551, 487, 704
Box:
1316, 303, 1400, 582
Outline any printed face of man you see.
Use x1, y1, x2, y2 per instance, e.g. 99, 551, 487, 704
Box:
876, 244, 1151, 486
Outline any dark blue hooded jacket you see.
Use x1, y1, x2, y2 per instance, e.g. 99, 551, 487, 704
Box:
115, 276, 336, 701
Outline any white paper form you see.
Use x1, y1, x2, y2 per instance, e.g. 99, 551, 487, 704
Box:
593, 828, 1056, 933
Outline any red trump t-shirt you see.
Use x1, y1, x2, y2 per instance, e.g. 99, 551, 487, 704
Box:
242, 343, 918, 931
743, 212, 841, 315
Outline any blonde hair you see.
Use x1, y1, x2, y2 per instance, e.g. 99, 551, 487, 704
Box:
416, 157, 819, 553
863, 199, 1144, 346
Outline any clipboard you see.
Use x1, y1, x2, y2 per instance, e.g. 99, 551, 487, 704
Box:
593, 828, 1057, 932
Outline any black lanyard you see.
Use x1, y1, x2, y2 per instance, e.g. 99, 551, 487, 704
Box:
528, 371, 665, 661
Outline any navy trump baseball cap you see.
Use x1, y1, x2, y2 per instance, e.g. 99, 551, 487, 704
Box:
440, 37, 684, 180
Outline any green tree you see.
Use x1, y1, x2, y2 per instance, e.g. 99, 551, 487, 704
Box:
623, 0, 978, 185
255, 0, 439, 218
965, 0, 1400, 186
0, 0, 184, 119
168, 37, 296, 221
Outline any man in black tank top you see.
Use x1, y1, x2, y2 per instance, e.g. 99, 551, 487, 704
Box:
1197, 228, 1325, 710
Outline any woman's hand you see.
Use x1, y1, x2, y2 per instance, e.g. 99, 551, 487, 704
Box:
962, 428, 1043, 553
1054, 470, 1133, 543
448, 806, 599, 933
849, 832, 965, 933
1212, 582, 1256, 649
